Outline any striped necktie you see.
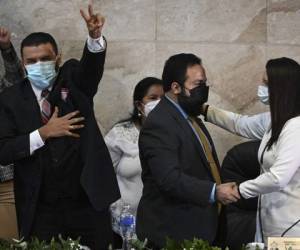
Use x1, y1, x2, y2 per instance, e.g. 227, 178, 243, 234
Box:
41, 89, 51, 124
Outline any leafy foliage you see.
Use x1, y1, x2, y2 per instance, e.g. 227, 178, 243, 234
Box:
0, 235, 83, 250
131, 237, 225, 250
162, 238, 222, 250
0, 236, 253, 250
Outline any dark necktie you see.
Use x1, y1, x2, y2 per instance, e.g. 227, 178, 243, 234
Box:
41, 89, 51, 124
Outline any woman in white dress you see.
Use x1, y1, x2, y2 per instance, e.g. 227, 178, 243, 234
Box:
105, 77, 164, 243
202, 57, 300, 243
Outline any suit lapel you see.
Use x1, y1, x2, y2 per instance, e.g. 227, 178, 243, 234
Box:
21, 80, 43, 132
161, 97, 210, 170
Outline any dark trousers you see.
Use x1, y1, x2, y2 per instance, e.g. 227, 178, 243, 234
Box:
112, 232, 123, 249
30, 199, 113, 250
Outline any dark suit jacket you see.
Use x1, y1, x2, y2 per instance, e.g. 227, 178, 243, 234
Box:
136, 96, 220, 248
0, 43, 120, 238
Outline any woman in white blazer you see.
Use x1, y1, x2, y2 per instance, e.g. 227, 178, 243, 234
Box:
202, 57, 300, 243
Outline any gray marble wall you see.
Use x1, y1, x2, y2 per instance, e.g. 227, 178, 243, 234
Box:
1, 0, 300, 161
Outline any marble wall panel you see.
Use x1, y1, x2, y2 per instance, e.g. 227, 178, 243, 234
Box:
267, 44, 300, 62
157, 0, 266, 43
268, 0, 300, 45
90, 0, 156, 41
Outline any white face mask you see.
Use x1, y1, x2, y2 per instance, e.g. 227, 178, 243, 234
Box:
257, 85, 269, 105
144, 99, 160, 117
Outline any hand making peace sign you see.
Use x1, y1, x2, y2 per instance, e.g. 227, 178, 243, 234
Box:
80, 1, 105, 39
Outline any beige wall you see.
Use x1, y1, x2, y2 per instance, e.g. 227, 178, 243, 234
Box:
1, 0, 300, 162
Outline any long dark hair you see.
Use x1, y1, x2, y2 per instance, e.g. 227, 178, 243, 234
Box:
267, 57, 300, 148
119, 77, 163, 126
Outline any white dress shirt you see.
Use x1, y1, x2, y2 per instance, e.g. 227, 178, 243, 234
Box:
29, 35, 106, 155
206, 106, 300, 242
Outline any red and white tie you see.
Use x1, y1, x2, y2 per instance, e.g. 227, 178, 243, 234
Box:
41, 89, 51, 124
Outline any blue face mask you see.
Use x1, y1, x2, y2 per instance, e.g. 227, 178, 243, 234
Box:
25, 61, 57, 90
257, 84, 269, 105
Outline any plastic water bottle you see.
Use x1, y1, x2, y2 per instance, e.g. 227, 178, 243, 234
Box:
119, 204, 136, 250
110, 201, 120, 234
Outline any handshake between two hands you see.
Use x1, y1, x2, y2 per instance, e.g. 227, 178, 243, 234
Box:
216, 182, 241, 205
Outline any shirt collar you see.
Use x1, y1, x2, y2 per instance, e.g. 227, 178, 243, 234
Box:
165, 94, 188, 120
29, 80, 53, 101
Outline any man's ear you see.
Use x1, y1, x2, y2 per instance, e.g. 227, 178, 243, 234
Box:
56, 53, 62, 67
170, 82, 182, 95
54, 53, 62, 72
21, 60, 26, 74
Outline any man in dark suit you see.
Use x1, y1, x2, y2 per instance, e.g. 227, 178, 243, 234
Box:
0, 3, 120, 249
136, 53, 240, 248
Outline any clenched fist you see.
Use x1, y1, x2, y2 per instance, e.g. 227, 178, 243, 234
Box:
0, 27, 11, 50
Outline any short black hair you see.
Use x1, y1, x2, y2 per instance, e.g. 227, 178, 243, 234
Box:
162, 53, 202, 92
21, 32, 58, 57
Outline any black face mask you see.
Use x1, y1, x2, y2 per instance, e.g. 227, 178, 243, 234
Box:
178, 85, 209, 116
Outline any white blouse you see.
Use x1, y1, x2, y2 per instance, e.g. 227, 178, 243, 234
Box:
104, 121, 143, 232
207, 106, 300, 242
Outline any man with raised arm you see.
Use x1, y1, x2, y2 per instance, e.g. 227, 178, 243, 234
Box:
0, 3, 120, 249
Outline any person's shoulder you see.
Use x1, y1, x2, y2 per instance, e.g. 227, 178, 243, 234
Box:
108, 121, 138, 136
145, 97, 173, 122
142, 102, 176, 134
111, 121, 135, 132
107, 121, 139, 143
145, 97, 181, 126
284, 116, 300, 130
57, 59, 81, 85
276, 116, 300, 146
0, 79, 24, 100
60, 58, 80, 70
143, 107, 167, 129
